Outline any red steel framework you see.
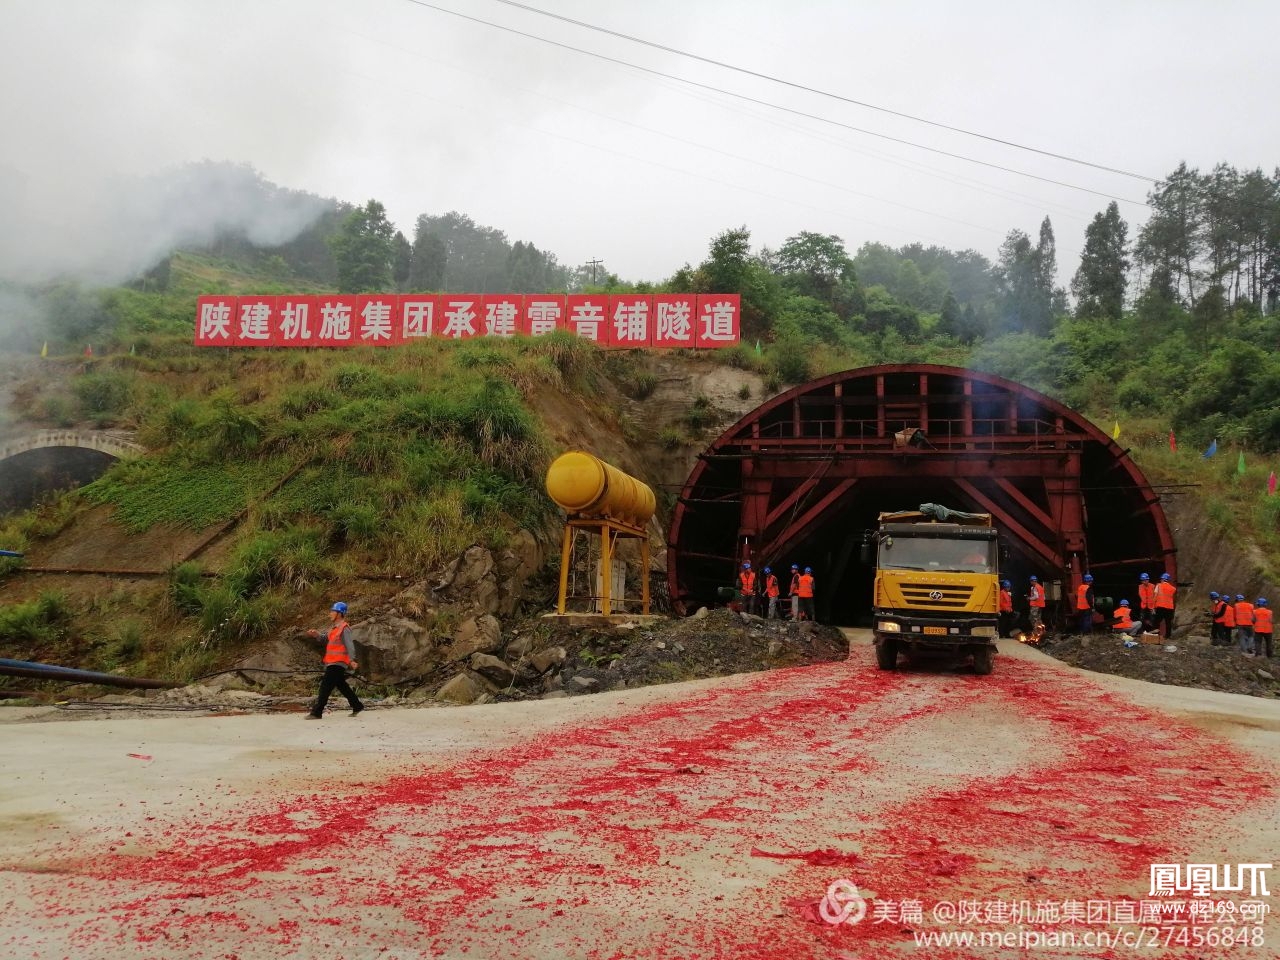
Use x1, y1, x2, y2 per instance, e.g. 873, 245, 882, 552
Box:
666, 364, 1177, 620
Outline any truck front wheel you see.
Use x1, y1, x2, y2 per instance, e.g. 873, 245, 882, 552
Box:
875, 637, 899, 670
972, 646, 995, 675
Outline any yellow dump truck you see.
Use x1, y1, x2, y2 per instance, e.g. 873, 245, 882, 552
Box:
863, 504, 1000, 674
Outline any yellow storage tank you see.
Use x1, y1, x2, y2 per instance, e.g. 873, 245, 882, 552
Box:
545, 451, 656, 528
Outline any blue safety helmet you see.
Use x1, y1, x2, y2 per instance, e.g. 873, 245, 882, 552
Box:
763, 566, 771, 574
1160, 573, 1171, 581
1210, 591, 1219, 599
1119, 600, 1130, 607
1237, 594, 1246, 601
331, 601, 348, 614
1002, 580, 1011, 588
804, 566, 812, 573
790, 563, 799, 570
1029, 575, 1038, 582
1139, 573, 1150, 581
1259, 598, 1268, 606
1083, 574, 1093, 583
742, 561, 751, 568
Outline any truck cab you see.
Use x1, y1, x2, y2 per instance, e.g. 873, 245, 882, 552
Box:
866, 507, 1000, 674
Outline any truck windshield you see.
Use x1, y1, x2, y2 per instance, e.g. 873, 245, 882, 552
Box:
879, 537, 994, 573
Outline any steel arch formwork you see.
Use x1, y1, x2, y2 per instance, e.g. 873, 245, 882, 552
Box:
666, 364, 1176, 623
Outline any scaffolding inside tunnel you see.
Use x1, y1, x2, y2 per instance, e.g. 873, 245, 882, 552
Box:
666, 364, 1177, 625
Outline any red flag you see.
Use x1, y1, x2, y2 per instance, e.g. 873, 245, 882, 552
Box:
1168, 429, 1176, 453
1269, 471, 1277, 496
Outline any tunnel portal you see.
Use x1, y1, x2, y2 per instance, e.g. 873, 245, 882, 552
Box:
667, 364, 1176, 625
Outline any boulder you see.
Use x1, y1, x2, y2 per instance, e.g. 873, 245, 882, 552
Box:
570, 675, 599, 690
528, 646, 567, 674
506, 634, 537, 660
435, 671, 493, 705
446, 614, 503, 660
470, 652, 515, 687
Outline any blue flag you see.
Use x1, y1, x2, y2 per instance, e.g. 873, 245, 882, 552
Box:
1203, 438, 1217, 458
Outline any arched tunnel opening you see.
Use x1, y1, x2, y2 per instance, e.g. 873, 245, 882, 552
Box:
0, 447, 118, 515
667, 365, 1176, 627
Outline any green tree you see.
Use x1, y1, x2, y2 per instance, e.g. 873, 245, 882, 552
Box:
329, 200, 396, 293
410, 230, 447, 290
392, 231, 412, 290
776, 232, 856, 304
995, 228, 1052, 335
1072, 201, 1129, 320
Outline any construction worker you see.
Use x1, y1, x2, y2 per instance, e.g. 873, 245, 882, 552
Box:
1076, 574, 1095, 634
738, 562, 757, 616
763, 566, 780, 620
1234, 594, 1256, 655
1111, 600, 1145, 639
1222, 590, 1237, 643
797, 566, 816, 622
1028, 576, 1045, 630
1255, 598, 1273, 658
306, 601, 363, 719
1152, 573, 1176, 638
1210, 592, 1228, 645
998, 580, 1014, 637
788, 564, 801, 620
1137, 573, 1156, 628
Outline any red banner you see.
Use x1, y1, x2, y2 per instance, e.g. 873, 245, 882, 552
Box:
194, 294, 739, 349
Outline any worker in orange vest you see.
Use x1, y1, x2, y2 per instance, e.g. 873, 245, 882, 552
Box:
1075, 574, 1095, 634
998, 580, 1014, 637
1152, 573, 1176, 638
1234, 594, 1256, 655
306, 601, 363, 719
788, 564, 801, 620
763, 566, 781, 620
1222, 590, 1237, 642
1137, 573, 1156, 628
797, 566, 816, 622
738, 562, 757, 615
1254, 598, 1273, 658
1210, 592, 1229, 646
1111, 600, 1145, 639
1028, 576, 1045, 630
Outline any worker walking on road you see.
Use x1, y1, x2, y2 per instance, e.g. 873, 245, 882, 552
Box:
797, 566, 816, 623
763, 566, 780, 620
1234, 594, 1256, 655
1137, 573, 1156, 629
307, 601, 363, 719
738, 562, 758, 616
788, 564, 801, 620
1028, 576, 1045, 630
1254, 598, 1273, 658
1152, 573, 1176, 638
998, 580, 1014, 638
1076, 575, 1095, 634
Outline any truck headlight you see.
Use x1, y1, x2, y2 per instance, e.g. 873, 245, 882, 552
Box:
877, 621, 901, 633
971, 626, 997, 638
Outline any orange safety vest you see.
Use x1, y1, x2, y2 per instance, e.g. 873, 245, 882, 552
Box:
1154, 581, 1176, 609
789, 573, 801, 595
324, 620, 352, 666
797, 574, 815, 598
1138, 582, 1156, 609
1224, 604, 1236, 628
765, 574, 780, 598
1255, 607, 1273, 633
999, 589, 1013, 613
1076, 583, 1092, 611
1029, 584, 1045, 608
1235, 600, 1255, 626
1212, 600, 1228, 624
739, 570, 756, 593
1113, 607, 1135, 631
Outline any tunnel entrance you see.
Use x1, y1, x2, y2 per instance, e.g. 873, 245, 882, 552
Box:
667, 365, 1176, 626
0, 447, 118, 515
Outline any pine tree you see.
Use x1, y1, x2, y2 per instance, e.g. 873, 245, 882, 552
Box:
1072, 201, 1129, 320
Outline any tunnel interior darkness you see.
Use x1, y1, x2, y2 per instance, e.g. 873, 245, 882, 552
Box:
0, 447, 117, 515
666, 365, 1176, 625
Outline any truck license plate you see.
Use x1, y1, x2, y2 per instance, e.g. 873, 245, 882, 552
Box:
923, 626, 948, 636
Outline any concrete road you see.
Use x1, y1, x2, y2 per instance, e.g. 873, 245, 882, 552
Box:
1, 631, 1276, 959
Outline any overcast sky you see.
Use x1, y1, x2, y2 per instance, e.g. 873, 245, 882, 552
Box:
3, 0, 1278, 286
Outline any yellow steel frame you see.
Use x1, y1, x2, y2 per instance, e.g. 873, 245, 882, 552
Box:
556, 518, 650, 616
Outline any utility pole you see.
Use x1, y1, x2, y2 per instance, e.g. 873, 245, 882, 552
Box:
587, 258, 603, 285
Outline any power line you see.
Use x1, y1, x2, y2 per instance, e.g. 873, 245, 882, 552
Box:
489, 0, 1160, 184
399, 0, 1151, 208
